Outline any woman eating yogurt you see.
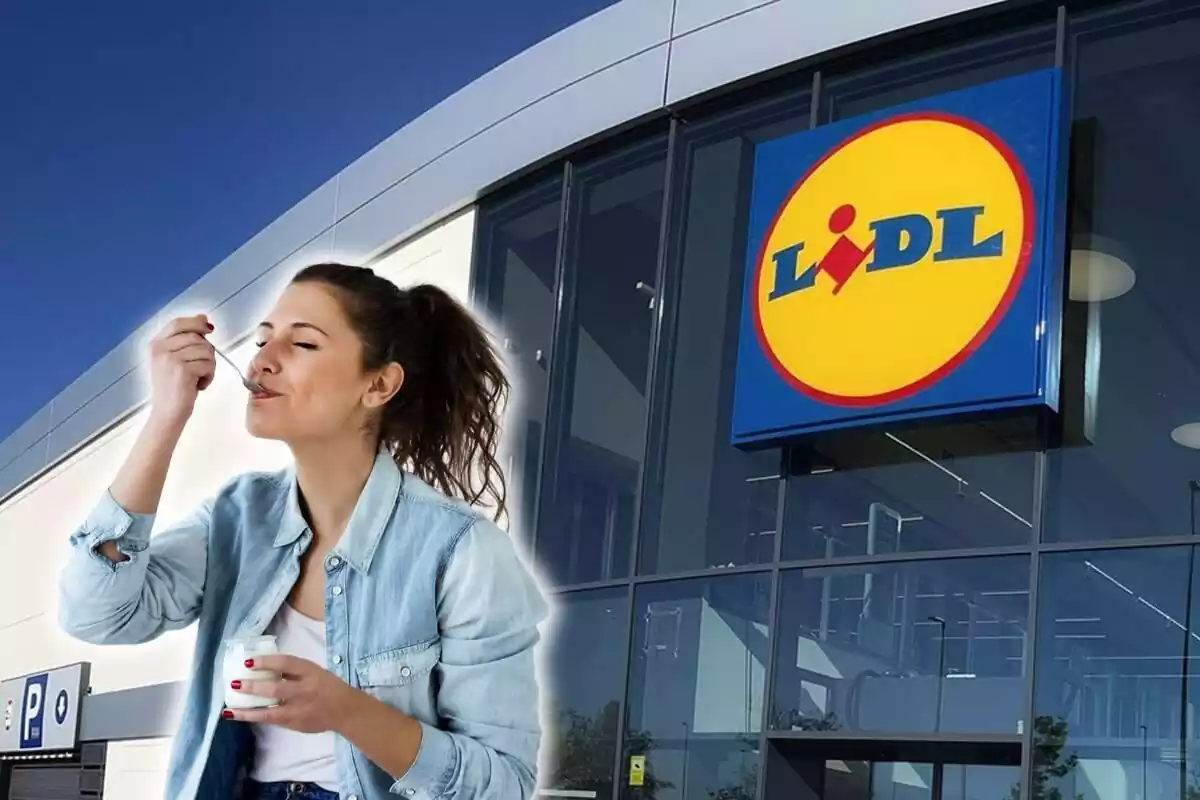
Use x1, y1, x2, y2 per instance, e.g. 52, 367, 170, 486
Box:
57, 263, 548, 800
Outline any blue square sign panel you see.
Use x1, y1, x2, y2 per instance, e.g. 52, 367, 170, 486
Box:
18, 673, 47, 750
731, 68, 1066, 446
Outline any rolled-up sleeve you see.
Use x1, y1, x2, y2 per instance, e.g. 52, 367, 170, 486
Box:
390, 516, 549, 800
58, 490, 210, 645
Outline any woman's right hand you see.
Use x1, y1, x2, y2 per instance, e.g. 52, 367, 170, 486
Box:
148, 314, 217, 427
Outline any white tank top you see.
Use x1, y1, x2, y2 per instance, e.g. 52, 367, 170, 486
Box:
250, 603, 339, 790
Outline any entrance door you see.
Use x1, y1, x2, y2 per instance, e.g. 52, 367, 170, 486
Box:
763, 735, 1022, 800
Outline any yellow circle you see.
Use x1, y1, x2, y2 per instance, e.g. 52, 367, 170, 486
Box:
755, 115, 1030, 405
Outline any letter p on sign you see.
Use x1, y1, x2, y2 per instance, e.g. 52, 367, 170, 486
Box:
19, 674, 48, 749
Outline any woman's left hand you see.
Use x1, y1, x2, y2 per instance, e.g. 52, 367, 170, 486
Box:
223, 654, 362, 734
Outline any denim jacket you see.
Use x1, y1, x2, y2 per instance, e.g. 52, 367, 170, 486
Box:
57, 450, 548, 800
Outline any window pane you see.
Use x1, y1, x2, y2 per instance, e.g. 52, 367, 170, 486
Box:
823, 23, 1056, 122
824, 761, 1019, 800
640, 98, 809, 576
543, 588, 630, 800
1043, 1, 1200, 543
477, 181, 563, 540
824, 761, 937, 800
942, 764, 1021, 800
770, 556, 1029, 735
622, 573, 772, 800
870, 762, 933, 800
1033, 547, 1193, 800
782, 422, 1037, 560
537, 147, 667, 585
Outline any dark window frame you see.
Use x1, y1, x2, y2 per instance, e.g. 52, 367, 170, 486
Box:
471, 169, 569, 551
534, 134, 671, 586
619, 571, 776, 800
634, 87, 813, 580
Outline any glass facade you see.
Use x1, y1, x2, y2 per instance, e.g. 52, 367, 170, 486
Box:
471, 2, 1200, 799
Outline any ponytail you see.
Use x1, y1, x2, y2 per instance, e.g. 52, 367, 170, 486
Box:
291, 264, 510, 522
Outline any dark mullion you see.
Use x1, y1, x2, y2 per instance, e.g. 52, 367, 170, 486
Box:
756, 447, 795, 800
531, 161, 579, 564
628, 120, 682, 581
525, 164, 574, 556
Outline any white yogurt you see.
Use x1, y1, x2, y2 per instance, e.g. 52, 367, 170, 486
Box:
222, 635, 281, 710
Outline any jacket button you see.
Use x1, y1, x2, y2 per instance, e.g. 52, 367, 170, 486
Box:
331, 585, 343, 597
327, 556, 342, 569
333, 655, 343, 665
400, 666, 412, 678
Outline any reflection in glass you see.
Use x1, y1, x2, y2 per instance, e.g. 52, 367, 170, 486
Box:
783, 423, 1036, 561
941, 764, 1021, 800
1043, 1, 1200, 544
824, 761, 872, 800
771, 556, 1029, 735
543, 588, 630, 800
640, 119, 806, 575
868, 762, 932, 800
476, 181, 563, 542
622, 573, 771, 800
823, 762, 935, 800
818, 760, 1020, 799
1034, 548, 1193, 800
537, 149, 667, 586
823, 23, 1056, 123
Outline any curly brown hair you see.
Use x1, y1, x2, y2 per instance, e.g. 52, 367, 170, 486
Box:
292, 263, 510, 522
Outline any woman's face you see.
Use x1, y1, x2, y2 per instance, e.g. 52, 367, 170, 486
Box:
245, 281, 378, 444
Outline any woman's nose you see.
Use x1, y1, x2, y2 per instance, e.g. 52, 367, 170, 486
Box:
249, 345, 280, 374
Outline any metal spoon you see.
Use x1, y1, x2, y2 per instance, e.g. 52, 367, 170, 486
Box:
211, 344, 264, 393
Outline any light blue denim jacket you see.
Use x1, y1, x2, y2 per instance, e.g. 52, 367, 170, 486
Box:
57, 450, 548, 800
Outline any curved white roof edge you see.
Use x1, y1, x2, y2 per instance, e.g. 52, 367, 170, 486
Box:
0, 0, 1008, 500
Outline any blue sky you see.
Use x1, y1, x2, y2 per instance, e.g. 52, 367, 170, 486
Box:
0, 0, 616, 442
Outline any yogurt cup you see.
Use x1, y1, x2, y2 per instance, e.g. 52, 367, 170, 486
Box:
222, 635, 280, 709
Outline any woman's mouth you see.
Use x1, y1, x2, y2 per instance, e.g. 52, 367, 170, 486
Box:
250, 388, 281, 401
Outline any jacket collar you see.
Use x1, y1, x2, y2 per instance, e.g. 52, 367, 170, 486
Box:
273, 473, 308, 550
272, 449, 403, 575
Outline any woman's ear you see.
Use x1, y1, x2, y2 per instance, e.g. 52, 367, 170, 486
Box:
363, 362, 405, 409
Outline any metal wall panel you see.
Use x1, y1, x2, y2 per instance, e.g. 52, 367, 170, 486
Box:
670, 0, 775, 37
42, 374, 143, 479
0, 410, 52, 475
46, 318, 158, 445
664, 0, 1007, 104
0, 439, 48, 505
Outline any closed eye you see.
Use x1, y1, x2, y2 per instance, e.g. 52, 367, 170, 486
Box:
294, 342, 318, 350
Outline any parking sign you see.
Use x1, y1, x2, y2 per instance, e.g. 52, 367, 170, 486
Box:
0, 662, 88, 754
19, 673, 48, 749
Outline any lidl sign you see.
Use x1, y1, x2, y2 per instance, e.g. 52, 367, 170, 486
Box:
731, 69, 1066, 445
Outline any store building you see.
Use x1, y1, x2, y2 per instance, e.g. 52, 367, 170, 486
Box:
1, 0, 1197, 798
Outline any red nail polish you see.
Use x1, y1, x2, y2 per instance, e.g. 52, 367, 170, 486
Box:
206, 323, 215, 331
230, 680, 242, 690
222, 709, 233, 719
244, 659, 254, 669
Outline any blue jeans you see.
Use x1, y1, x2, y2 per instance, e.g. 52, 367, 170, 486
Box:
243, 781, 339, 800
